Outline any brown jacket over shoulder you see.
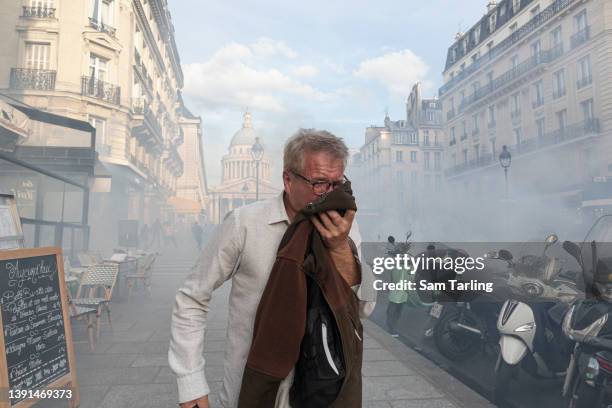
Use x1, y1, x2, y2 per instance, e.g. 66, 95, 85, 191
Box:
237, 183, 363, 408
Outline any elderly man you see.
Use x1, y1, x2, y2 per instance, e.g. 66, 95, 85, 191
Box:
169, 129, 375, 408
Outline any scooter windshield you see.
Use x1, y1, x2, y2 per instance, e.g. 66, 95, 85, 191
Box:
581, 215, 612, 299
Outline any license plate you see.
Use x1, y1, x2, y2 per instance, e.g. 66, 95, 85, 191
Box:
430, 303, 444, 319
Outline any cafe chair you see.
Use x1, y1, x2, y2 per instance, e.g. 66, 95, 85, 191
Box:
125, 252, 157, 300
71, 263, 119, 339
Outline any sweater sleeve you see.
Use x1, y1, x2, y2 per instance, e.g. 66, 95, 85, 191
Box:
168, 210, 245, 403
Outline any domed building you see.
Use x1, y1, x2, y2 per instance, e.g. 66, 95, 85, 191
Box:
208, 111, 280, 223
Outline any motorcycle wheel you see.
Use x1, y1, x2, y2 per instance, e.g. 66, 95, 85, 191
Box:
433, 309, 481, 361
494, 360, 518, 404
567, 380, 599, 408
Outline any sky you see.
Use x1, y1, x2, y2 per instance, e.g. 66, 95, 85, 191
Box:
168, 0, 487, 185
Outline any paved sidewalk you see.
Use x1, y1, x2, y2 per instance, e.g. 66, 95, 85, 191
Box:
44, 246, 494, 408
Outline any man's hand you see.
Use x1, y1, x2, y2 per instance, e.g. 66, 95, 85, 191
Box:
311, 210, 360, 286
180, 395, 209, 408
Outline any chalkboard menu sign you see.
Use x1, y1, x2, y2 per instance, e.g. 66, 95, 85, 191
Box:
0, 248, 79, 408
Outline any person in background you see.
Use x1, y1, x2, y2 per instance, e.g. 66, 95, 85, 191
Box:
150, 218, 162, 249
191, 221, 203, 251
385, 235, 409, 337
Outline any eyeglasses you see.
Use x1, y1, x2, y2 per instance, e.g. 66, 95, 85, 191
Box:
290, 170, 349, 196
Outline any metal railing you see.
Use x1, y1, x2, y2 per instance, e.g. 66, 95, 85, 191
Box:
532, 98, 545, 109
22, 6, 56, 18
81, 76, 121, 104
445, 119, 601, 177
10, 68, 56, 90
571, 26, 590, 49
456, 47, 563, 112
440, 0, 576, 95
88, 17, 116, 37
131, 97, 148, 115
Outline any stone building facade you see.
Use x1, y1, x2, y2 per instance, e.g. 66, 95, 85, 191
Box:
440, 0, 612, 229
352, 83, 444, 239
0, 0, 202, 250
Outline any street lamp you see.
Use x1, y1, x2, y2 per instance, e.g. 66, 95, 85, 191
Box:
250, 137, 264, 201
499, 145, 511, 199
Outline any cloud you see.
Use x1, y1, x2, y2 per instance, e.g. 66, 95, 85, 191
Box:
250, 37, 297, 59
291, 64, 319, 78
183, 41, 330, 113
354, 49, 431, 95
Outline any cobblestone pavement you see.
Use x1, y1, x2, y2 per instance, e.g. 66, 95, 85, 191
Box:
43, 244, 494, 408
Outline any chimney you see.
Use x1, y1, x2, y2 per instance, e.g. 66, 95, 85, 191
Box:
487, 1, 497, 13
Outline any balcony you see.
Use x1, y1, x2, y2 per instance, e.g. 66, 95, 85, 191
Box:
445, 118, 600, 177
571, 26, 590, 49
440, 0, 577, 95
455, 48, 562, 113
88, 17, 116, 37
81, 76, 121, 104
10, 68, 56, 90
131, 99, 163, 152
22, 6, 56, 18
423, 141, 443, 150
577, 75, 593, 89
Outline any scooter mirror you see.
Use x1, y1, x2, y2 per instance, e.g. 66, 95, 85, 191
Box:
498, 249, 513, 261
545, 233, 559, 246
563, 240, 581, 265
485, 250, 499, 259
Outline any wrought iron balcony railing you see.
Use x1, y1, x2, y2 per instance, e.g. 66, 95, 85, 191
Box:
10, 68, 56, 90
532, 98, 545, 109
440, 0, 577, 96
22, 6, 56, 18
81, 76, 121, 104
88, 17, 116, 37
131, 97, 148, 115
577, 75, 593, 89
571, 26, 590, 49
445, 119, 601, 177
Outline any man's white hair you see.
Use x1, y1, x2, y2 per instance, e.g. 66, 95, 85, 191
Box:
283, 128, 349, 173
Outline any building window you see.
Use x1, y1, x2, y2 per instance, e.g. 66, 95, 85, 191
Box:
557, 109, 568, 131
434, 152, 441, 170
511, 55, 519, 70
472, 114, 479, 134
91, 0, 114, 25
511, 93, 520, 116
424, 152, 430, 170
575, 10, 588, 32
89, 54, 108, 81
24, 42, 50, 70
490, 13, 497, 32
536, 118, 546, 141
490, 138, 496, 157
410, 132, 418, 144
450, 127, 456, 145
551, 26, 563, 50
410, 151, 417, 162
89, 116, 107, 153
461, 121, 467, 140
533, 80, 544, 107
488, 105, 496, 127
462, 149, 468, 164
577, 55, 592, 88
530, 5, 541, 16
474, 144, 480, 162
514, 128, 522, 146
553, 69, 566, 99
396, 151, 403, 162
581, 99, 594, 122
512, 0, 520, 13
423, 130, 430, 146
531, 40, 541, 59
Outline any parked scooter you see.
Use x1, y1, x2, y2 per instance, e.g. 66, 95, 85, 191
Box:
562, 215, 612, 407
489, 234, 579, 401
